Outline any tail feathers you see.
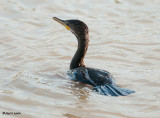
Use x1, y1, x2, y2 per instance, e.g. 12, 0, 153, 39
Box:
93, 84, 135, 96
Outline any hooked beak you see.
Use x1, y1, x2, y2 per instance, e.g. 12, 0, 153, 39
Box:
53, 17, 70, 30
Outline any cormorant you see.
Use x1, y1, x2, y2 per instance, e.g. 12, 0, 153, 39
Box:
53, 17, 135, 96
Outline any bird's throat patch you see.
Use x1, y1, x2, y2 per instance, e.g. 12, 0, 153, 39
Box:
66, 26, 70, 30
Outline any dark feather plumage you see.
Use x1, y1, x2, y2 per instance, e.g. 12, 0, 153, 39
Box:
53, 17, 135, 96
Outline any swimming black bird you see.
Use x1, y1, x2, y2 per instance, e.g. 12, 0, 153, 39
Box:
53, 17, 134, 96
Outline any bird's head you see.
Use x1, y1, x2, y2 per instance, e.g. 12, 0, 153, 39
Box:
53, 17, 89, 39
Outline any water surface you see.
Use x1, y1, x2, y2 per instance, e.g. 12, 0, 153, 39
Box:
0, 0, 160, 118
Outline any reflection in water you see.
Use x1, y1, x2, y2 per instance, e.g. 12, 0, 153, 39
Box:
64, 113, 81, 118
70, 82, 91, 100
0, 0, 160, 118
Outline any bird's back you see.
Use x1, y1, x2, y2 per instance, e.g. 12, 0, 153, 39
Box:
68, 67, 135, 96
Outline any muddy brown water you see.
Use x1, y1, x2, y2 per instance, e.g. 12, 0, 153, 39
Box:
0, 0, 160, 118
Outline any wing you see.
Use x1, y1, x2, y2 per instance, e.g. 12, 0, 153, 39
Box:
86, 67, 115, 86
68, 67, 98, 86
68, 67, 135, 96
68, 67, 114, 86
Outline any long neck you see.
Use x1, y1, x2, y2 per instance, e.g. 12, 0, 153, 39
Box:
70, 35, 89, 69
